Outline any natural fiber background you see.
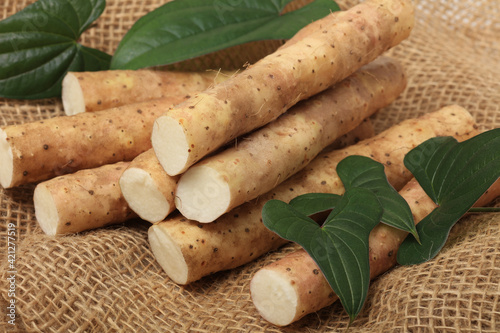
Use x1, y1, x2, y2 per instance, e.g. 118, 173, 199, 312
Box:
1, 0, 499, 332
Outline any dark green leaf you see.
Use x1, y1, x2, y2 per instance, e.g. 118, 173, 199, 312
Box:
397, 128, 500, 265
337, 155, 419, 242
288, 192, 341, 217
0, 0, 111, 99
262, 188, 383, 322
401, 136, 457, 204
110, 0, 340, 69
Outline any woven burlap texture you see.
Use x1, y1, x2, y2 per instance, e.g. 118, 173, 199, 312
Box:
1, 0, 499, 332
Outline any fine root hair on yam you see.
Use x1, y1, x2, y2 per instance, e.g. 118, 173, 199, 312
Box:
148, 223, 189, 285
174, 56, 406, 222
0, 128, 13, 189
119, 149, 180, 223
152, 0, 415, 176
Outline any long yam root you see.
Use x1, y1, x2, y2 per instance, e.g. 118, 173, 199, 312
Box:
0, 101, 161, 188
175, 56, 406, 222
62, 69, 231, 115
34, 162, 136, 235
250, 176, 500, 326
151, 0, 415, 176
148, 106, 477, 285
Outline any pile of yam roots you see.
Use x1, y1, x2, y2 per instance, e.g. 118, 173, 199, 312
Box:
1, 0, 499, 327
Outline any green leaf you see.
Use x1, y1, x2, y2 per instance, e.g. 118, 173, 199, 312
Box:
110, 0, 340, 69
397, 128, 500, 265
0, 0, 111, 99
288, 192, 341, 217
262, 188, 383, 322
337, 155, 419, 242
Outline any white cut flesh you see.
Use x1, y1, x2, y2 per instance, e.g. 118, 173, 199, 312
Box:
119, 168, 170, 223
33, 184, 59, 236
151, 115, 189, 176
175, 165, 230, 223
250, 268, 299, 326
61, 72, 85, 116
0, 128, 13, 189
148, 224, 189, 285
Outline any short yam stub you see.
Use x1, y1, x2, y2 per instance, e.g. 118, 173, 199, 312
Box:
120, 167, 171, 223
119, 149, 180, 223
175, 165, 231, 223
61, 73, 86, 116
33, 183, 60, 236
250, 269, 299, 327
33, 162, 136, 235
148, 223, 189, 285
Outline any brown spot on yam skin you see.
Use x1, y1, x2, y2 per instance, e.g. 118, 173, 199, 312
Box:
2, 97, 190, 187
35, 161, 137, 235
68, 70, 232, 113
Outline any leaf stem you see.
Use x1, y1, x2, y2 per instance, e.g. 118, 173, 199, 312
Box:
468, 207, 500, 213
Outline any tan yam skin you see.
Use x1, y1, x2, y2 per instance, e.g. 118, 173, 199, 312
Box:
148, 106, 478, 285
62, 69, 231, 115
327, 117, 375, 151
151, 0, 415, 176
119, 149, 180, 223
0, 98, 176, 189
34, 161, 137, 235
250, 176, 500, 326
175, 56, 407, 222
124, 118, 373, 225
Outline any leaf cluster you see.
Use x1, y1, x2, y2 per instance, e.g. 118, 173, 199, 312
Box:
262, 129, 500, 321
0, 0, 340, 99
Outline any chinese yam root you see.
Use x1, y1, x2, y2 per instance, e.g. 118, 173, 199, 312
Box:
151, 0, 415, 176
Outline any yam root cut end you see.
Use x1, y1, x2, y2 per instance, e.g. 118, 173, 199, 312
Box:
33, 184, 59, 236
250, 268, 298, 327
62, 73, 85, 116
148, 224, 189, 285
119, 168, 171, 223
0, 129, 13, 189
152, 116, 189, 176
175, 165, 231, 223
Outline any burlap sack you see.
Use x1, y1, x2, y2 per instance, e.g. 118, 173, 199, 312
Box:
1, 0, 499, 332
